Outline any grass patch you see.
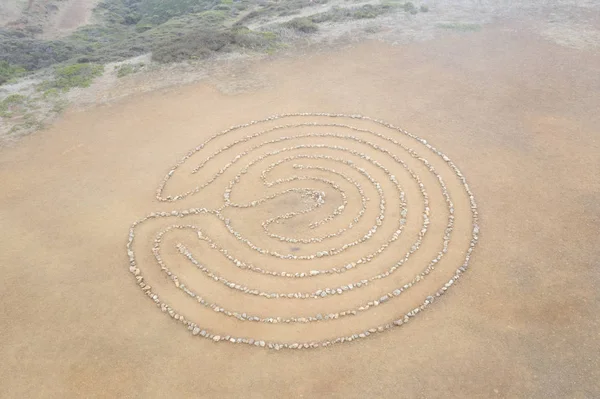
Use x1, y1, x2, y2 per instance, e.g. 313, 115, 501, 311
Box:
0, 0, 229, 78
97, 0, 221, 26
0, 0, 278, 79
437, 22, 482, 32
403, 2, 418, 14
41, 63, 104, 92
1, 0, 427, 87
274, 0, 327, 16
233, 0, 328, 27
151, 24, 277, 62
151, 28, 232, 62
0, 30, 78, 73
285, 17, 319, 33
353, 4, 384, 19
135, 0, 221, 25
234, 10, 261, 26
0, 94, 27, 117
0, 61, 27, 85
309, 3, 411, 24
9, 113, 44, 134
115, 63, 145, 77
51, 100, 69, 114
232, 27, 278, 51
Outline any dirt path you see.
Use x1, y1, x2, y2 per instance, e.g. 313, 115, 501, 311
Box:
0, 0, 28, 26
42, 0, 100, 39
0, 23, 599, 398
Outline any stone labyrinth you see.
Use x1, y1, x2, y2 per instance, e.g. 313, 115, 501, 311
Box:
126, 113, 480, 350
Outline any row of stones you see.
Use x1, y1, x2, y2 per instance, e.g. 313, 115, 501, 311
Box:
135, 255, 471, 350
144, 133, 455, 315
144, 137, 453, 321
259, 167, 356, 243
128, 113, 479, 349
156, 128, 460, 265
220, 139, 416, 259
158, 147, 427, 279
139, 152, 449, 323
220, 149, 417, 260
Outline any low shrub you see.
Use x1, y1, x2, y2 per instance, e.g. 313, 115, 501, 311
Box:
310, 4, 395, 24
0, 94, 27, 117
232, 27, 277, 50
353, 5, 379, 19
0, 61, 27, 85
285, 17, 318, 33
151, 29, 233, 62
115, 63, 144, 77
437, 22, 482, 32
0, 31, 77, 72
403, 2, 416, 13
41, 63, 104, 91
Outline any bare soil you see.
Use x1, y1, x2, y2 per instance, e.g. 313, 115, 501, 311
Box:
0, 0, 99, 37
42, 0, 101, 39
0, 0, 28, 27
0, 18, 599, 399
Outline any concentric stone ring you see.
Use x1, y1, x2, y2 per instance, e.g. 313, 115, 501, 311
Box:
126, 113, 479, 350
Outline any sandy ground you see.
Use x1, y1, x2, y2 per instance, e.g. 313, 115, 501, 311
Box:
42, 0, 101, 39
0, 0, 99, 38
0, 0, 28, 26
1, 21, 599, 398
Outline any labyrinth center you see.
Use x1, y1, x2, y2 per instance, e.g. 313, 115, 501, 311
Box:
126, 113, 479, 349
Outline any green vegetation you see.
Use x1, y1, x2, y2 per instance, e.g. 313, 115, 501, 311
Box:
0, 94, 27, 118
0, 61, 27, 85
9, 113, 44, 134
0, 30, 77, 72
51, 100, 68, 114
232, 27, 278, 51
233, 10, 261, 26
403, 2, 418, 14
308, 2, 422, 24
41, 63, 105, 92
0, 0, 231, 84
115, 63, 145, 77
0, 0, 439, 137
1, 93, 44, 134
152, 29, 233, 62
0, 0, 432, 89
274, 0, 327, 16
285, 17, 319, 33
96, 0, 222, 26
152, 25, 276, 62
437, 22, 482, 32
230, 0, 331, 27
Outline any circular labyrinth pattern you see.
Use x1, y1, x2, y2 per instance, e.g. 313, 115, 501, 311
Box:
126, 113, 480, 350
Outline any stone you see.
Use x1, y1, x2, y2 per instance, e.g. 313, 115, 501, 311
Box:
128, 113, 479, 349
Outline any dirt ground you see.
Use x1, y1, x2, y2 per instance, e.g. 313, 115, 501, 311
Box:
42, 0, 101, 39
1, 21, 599, 399
0, 0, 99, 38
0, 0, 27, 26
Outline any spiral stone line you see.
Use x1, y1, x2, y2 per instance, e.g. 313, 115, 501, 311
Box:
126, 113, 480, 350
